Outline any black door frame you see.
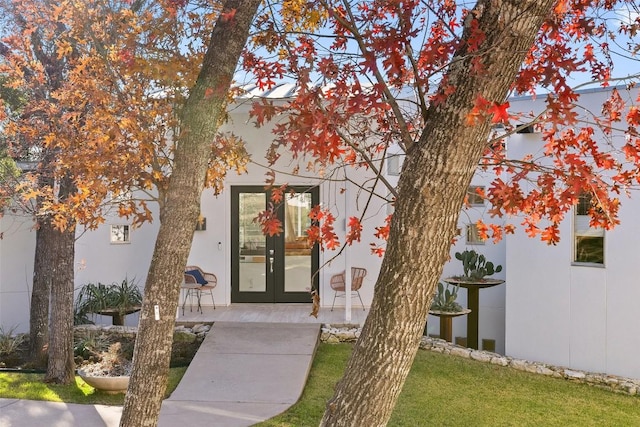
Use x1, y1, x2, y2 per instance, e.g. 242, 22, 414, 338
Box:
231, 185, 319, 303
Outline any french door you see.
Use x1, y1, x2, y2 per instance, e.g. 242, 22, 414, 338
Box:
231, 186, 319, 303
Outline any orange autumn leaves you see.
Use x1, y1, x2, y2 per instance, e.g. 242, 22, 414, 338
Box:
0, 0, 248, 230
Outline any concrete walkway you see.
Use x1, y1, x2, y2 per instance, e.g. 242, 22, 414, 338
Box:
0, 322, 320, 427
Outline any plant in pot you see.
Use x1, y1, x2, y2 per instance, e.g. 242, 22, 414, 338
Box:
429, 281, 466, 314
76, 339, 133, 394
452, 249, 503, 283
75, 277, 142, 326
444, 249, 504, 349
427, 282, 471, 342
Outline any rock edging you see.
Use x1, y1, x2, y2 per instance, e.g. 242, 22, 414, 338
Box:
74, 323, 211, 346
320, 324, 640, 396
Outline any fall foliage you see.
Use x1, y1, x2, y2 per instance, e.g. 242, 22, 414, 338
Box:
246, 0, 639, 253
0, 0, 249, 230
244, 1, 640, 425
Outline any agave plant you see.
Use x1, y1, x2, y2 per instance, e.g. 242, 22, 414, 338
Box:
75, 277, 142, 326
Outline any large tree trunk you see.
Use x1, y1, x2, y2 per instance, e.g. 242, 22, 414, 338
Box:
43, 219, 76, 384
119, 1, 261, 425
29, 223, 53, 366
321, 1, 556, 425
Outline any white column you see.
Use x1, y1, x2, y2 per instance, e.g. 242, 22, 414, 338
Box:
344, 181, 352, 322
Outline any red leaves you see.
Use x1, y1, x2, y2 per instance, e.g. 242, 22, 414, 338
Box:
467, 96, 511, 126
307, 206, 340, 250
489, 102, 510, 124
251, 100, 278, 127
117, 49, 135, 68
627, 106, 640, 127
269, 184, 287, 204
243, 0, 635, 251
256, 204, 283, 237
600, 88, 624, 124
346, 216, 362, 244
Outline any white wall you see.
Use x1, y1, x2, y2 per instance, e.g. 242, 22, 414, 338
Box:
505, 86, 640, 379
0, 213, 36, 334
74, 206, 160, 327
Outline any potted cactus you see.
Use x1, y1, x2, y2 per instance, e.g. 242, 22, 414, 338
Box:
452, 249, 502, 282
430, 281, 464, 313
427, 281, 471, 342
444, 249, 505, 349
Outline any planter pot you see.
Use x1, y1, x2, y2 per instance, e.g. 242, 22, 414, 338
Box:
94, 307, 142, 326
78, 370, 130, 394
443, 278, 505, 289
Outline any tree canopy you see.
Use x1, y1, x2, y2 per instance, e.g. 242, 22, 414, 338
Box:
245, 0, 640, 251
0, 0, 249, 230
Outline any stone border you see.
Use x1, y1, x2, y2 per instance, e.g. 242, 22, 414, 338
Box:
320, 324, 640, 396
74, 323, 211, 340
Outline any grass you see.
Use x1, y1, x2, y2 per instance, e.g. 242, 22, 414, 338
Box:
0, 367, 187, 406
258, 343, 640, 426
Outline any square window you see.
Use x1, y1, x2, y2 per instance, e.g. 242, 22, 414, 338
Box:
467, 186, 484, 206
387, 154, 403, 176
110, 225, 130, 244
466, 224, 485, 245
575, 236, 604, 264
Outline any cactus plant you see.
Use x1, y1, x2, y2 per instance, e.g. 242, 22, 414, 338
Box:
430, 281, 463, 313
454, 249, 502, 281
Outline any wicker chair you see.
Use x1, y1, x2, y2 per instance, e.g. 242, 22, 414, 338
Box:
330, 267, 367, 311
182, 266, 217, 314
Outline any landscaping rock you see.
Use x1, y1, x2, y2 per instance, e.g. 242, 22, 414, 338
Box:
470, 351, 492, 363
565, 369, 586, 380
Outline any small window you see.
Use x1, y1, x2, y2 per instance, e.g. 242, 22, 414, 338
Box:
387, 154, 403, 176
466, 224, 485, 245
467, 186, 485, 206
110, 225, 130, 244
573, 193, 604, 264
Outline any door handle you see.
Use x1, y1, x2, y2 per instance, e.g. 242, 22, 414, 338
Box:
269, 249, 274, 273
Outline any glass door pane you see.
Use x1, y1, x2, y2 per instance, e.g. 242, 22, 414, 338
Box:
238, 192, 266, 293
284, 193, 313, 293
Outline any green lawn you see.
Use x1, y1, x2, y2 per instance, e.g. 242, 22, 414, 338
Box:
0, 367, 187, 406
3, 345, 640, 425
258, 343, 640, 426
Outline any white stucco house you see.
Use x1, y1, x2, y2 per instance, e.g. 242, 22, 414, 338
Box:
1, 84, 639, 379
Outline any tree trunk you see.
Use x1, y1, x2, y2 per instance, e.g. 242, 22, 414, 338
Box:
119, 1, 261, 425
321, 1, 556, 425
29, 224, 53, 366
43, 219, 76, 384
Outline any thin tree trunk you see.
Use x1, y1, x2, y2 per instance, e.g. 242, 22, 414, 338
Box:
43, 220, 76, 384
321, 1, 556, 425
119, 1, 261, 425
29, 224, 52, 366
